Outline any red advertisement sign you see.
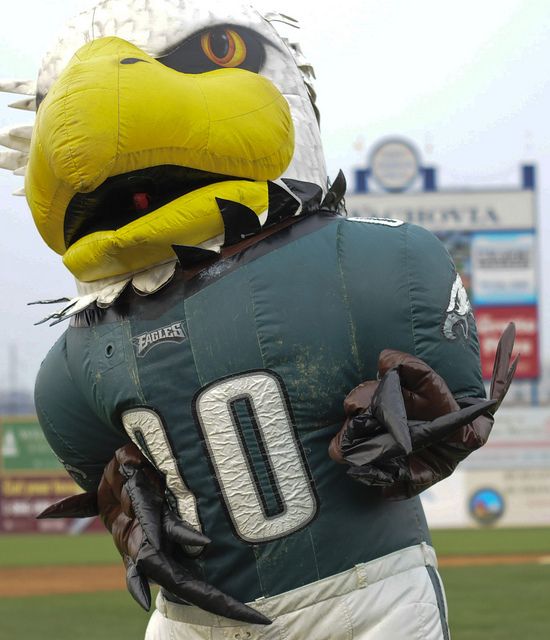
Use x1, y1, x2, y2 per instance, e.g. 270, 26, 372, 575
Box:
0, 474, 103, 533
475, 305, 539, 379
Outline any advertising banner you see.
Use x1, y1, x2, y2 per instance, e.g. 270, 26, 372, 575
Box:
422, 467, 550, 529
345, 189, 536, 232
1, 418, 64, 472
476, 306, 538, 379
465, 469, 550, 527
471, 232, 536, 306
0, 416, 102, 533
462, 407, 550, 470
0, 473, 102, 533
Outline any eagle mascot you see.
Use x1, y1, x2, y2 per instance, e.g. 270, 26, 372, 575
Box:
0, 1, 516, 638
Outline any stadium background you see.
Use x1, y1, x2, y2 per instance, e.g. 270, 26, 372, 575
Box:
1, 1, 549, 638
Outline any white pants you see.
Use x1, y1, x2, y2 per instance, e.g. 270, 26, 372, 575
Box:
145, 543, 450, 640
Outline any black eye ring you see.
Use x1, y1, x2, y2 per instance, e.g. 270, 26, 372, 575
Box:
156, 25, 270, 75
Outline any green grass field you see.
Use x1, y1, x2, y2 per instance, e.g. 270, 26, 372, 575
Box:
0, 592, 151, 640
0, 528, 549, 639
434, 528, 550, 639
430, 526, 550, 556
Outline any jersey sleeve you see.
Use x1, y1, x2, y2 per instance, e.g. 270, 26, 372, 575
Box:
34, 332, 130, 491
403, 223, 485, 400
339, 218, 486, 401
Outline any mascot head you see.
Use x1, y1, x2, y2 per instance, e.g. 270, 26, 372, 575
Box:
1, 0, 327, 285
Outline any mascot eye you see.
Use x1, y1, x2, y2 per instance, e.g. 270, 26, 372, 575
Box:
200, 29, 247, 67
157, 25, 267, 74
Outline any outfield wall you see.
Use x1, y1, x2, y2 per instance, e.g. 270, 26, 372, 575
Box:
421, 407, 550, 528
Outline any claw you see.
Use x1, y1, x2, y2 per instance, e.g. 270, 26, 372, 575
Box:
371, 369, 412, 455
490, 322, 516, 400
162, 507, 211, 547
488, 321, 519, 413
124, 555, 152, 611
409, 399, 497, 449
171, 578, 272, 626
497, 354, 519, 406
343, 398, 497, 468
140, 551, 271, 625
36, 492, 99, 519
122, 467, 163, 551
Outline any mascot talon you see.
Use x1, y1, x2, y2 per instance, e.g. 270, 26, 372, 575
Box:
124, 554, 152, 611
38, 443, 269, 625
2, 0, 517, 637
330, 323, 518, 498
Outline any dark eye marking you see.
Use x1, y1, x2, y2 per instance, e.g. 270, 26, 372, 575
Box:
157, 25, 274, 75
120, 58, 150, 65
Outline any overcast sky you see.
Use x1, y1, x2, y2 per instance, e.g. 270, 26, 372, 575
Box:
1, 0, 549, 391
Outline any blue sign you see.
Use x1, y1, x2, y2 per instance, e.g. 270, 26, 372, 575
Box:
469, 487, 505, 525
471, 231, 536, 306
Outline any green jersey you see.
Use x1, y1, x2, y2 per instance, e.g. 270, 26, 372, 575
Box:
35, 212, 484, 603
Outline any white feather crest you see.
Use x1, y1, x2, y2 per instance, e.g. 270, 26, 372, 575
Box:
0, 125, 33, 153
0, 149, 29, 172
0, 79, 37, 96
8, 97, 37, 112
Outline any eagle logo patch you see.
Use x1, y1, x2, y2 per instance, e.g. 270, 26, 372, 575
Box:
132, 321, 187, 357
443, 274, 474, 341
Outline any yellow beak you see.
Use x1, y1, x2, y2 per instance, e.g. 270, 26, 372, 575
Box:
26, 36, 294, 280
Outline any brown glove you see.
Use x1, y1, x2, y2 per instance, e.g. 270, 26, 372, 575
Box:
38, 442, 270, 625
329, 323, 518, 499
